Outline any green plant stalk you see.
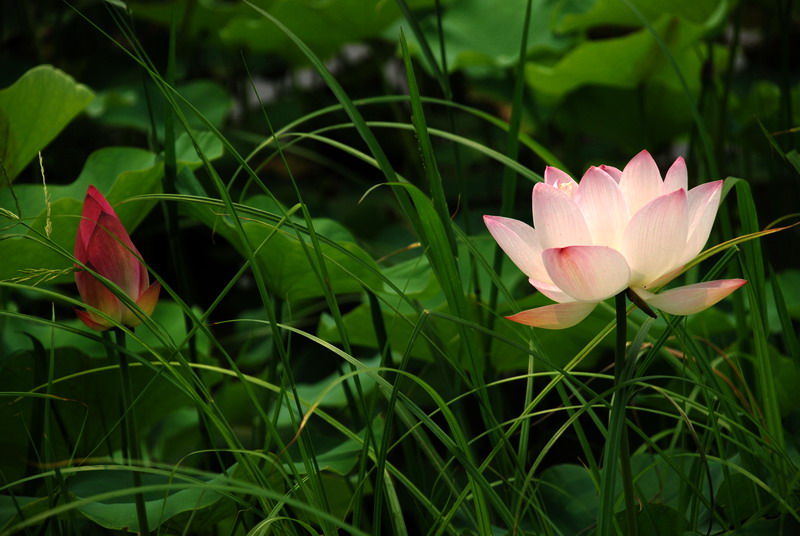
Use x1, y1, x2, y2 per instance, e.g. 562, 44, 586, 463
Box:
614, 292, 637, 536
114, 328, 150, 536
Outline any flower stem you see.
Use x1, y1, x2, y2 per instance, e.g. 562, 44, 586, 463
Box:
114, 329, 150, 536
615, 292, 637, 536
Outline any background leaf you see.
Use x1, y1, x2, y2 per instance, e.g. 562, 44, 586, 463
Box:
0, 65, 94, 182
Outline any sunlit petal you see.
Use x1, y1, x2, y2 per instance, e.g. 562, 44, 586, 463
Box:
506, 302, 598, 329
663, 157, 688, 193
643, 265, 683, 290
533, 183, 593, 249
619, 150, 664, 214
574, 166, 629, 248
544, 166, 576, 189
544, 166, 578, 201
484, 215, 550, 282
682, 181, 723, 263
622, 189, 688, 286
529, 278, 575, 303
633, 279, 746, 315
543, 246, 630, 302
599, 165, 622, 182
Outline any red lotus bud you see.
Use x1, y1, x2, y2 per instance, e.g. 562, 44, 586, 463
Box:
74, 185, 160, 331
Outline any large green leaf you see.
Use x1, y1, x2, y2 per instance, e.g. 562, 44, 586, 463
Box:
130, 0, 429, 63
318, 288, 613, 371
0, 301, 210, 360
0, 65, 94, 182
0, 130, 225, 285
318, 304, 449, 363
767, 346, 800, 416
0, 346, 190, 485
554, 0, 727, 32
0, 147, 163, 284
88, 80, 232, 139
539, 464, 598, 535
539, 454, 723, 535
632, 452, 722, 509
618, 503, 688, 535
715, 472, 773, 527
288, 419, 384, 475
66, 468, 228, 532
551, 83, 694, 153
188, 195, 383, 301
174, 131, 225, 168
765, 270, 800, 327
0, 495, 48, 534
525, 9, 729, 98
291, 356, 379, 414
397, 0, 570, 74
222, 0, 405, 58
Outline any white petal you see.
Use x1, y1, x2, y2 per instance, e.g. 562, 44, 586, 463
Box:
600, 165, 622, 182
542, 246, 631, 302
484, 215, 550, 283
533, 183, 593, 249
643, 265, 684, 290
574, 166, 629, 248
681, 181, 723, 263
529, 278, 575, 303
622, 189, 689, 286
663, 157, 688, 193
619, 150, 664, 215
633, 279, 746, 315
537, 167, 577, 226
506, 301, 598, 329
544, 166, 576, 189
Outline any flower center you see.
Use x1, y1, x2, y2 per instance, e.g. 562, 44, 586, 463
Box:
557, 181, 575, 197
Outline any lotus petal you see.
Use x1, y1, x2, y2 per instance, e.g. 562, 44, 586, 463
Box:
484, 215, 550, 283
544, 166, 577, 194
619, 150, 664, 214
529, 278, 575, 303
506, 301, 598, 329
74, 185, 159, 331
633, 279, 746, 315
574, 166, 628, 248
74, 308, 113, 331
622, 189, 688, 286
599, 165, 622, 182
74, 267, 122, 324
533, 183, 593, 249
120, 282, 162, 327
543, 246, 631, 302
663, 157, 688, 194
682, 181, 723, 263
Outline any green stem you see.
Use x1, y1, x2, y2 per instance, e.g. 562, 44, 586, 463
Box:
115, 329, 150, 536
615, 293, 637, 536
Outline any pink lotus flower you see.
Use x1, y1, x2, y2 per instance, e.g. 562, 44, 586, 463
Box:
74, 185, 160, 331
484, 150, 746, 329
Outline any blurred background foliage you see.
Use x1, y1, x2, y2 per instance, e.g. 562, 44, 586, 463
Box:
1, 0, 800, 533
2, 0, 798, 317
3, 0, 798, 230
